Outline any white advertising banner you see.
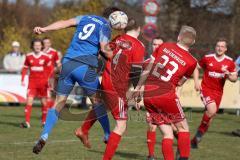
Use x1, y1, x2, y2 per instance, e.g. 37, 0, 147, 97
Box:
1, 74, 240, 109
0, 74, 28, 103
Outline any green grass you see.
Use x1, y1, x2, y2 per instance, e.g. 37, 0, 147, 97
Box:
0, 106, 240, 160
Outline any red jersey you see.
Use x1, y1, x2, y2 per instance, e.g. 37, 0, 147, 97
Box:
44, 47, 59, 77
101, 34, 145, 97
145, 43, 197, 97
22, 52, 50, 88
199, 54, 237, 93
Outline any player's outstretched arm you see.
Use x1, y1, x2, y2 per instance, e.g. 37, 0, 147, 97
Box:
193, 66, 201, 91
33, 18, 77, 34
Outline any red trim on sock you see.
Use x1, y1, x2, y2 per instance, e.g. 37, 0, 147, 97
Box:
147, 131, 156, 156
178, 132, 190, 158
162, 138, 174, 160
103, 132, 121, 160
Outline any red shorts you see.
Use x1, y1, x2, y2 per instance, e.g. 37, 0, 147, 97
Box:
27, 87, 48, 98
102, 91, 128, 120
144, 93, 185, 125
200, 89, 222, 110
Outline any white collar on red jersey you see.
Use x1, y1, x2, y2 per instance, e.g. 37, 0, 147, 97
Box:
32, 51, 44, 59
214, 54, 225, 62
177, 43, 189, 51
45, 47, 54, 53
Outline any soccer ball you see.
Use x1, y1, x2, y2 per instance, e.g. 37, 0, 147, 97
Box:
109, 11, 128, 30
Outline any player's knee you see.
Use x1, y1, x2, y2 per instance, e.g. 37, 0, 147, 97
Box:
148, 123, 157, 132
54, 96, 67, 112
162, 132, 174, 139
26, 98, 34, 105
175, 120, 189, 132
206, 107, 217, 118
90, 94, 102, 105
115, 120, 127, 135
206, 110, 216, 117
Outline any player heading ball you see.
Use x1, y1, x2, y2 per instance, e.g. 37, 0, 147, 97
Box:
32, 6, 128, 154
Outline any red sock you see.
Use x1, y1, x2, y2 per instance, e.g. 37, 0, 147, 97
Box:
178, 132, 190, 158
103, 132, 121, 160
24, 105, 32, 123
147, 131, 156, 156
198, 113, 211, 135
162, 138, 174, 160
41, 104, 48, 124
81, 109, 97, 134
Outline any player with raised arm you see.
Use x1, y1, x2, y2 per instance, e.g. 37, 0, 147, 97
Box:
32, 7, 122, 154
191, 38, 238, 148
20, 39, 50, 128
129, 26, 197, 160
100, 19, 145, 159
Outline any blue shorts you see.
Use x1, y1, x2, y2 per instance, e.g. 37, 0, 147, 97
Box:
56, 58, 100, 96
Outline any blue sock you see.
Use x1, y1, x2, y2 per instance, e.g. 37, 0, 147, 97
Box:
93, 103, 110, 139
40, 108, 59, 141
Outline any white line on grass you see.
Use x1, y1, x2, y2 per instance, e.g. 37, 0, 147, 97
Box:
0, 135, 145, 145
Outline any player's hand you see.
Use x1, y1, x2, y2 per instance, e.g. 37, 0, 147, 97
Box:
194, 82, 201, 92
33, 27, 46, 35
222, 68, 230, 76
127, 89, 141, 102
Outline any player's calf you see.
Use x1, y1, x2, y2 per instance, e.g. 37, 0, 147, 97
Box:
21, 103, 32, 128
191, 111, 214, 149
103, 120, 127, 159
175, 119, 190, 160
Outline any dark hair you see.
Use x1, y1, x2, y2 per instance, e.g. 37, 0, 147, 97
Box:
102, 6, 121, 18
31, 38, 43, 50
152, 36, 164, 42
43, 36, 51, 41
216, 37, 228, 48
124, 18, 139, 32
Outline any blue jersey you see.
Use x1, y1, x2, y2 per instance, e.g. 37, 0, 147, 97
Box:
64, 15, 111, 67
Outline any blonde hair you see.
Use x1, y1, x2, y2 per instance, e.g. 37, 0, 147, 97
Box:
178, 25, 196, 46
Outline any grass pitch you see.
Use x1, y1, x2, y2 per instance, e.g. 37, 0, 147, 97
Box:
0, 106, 240, 160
